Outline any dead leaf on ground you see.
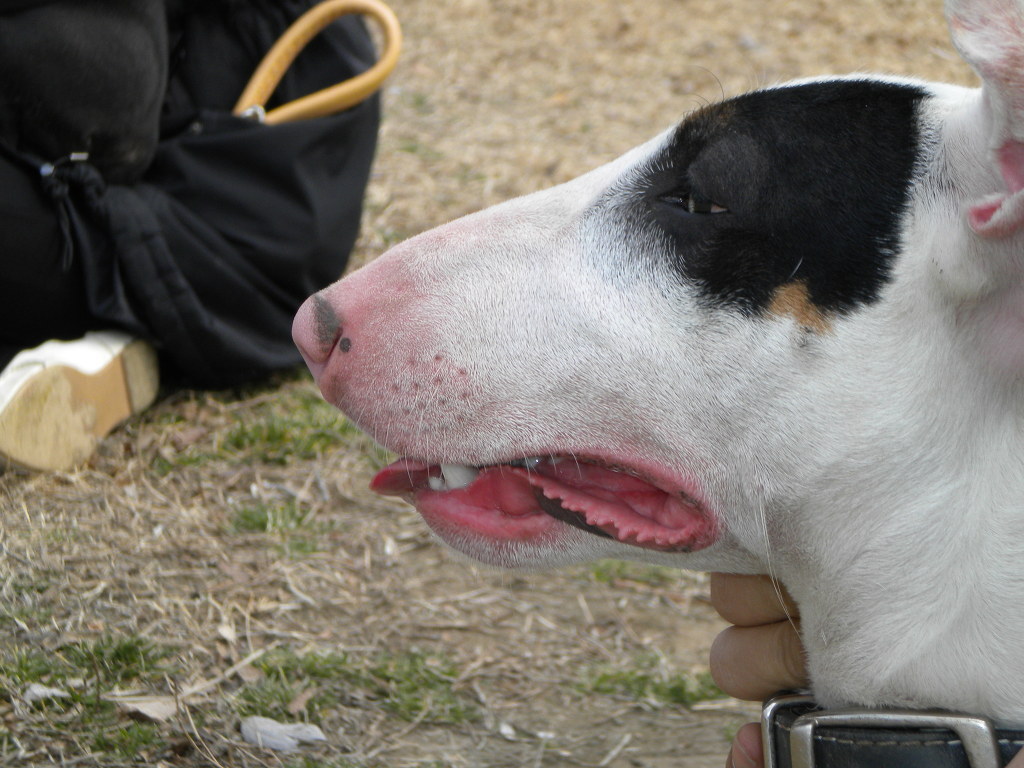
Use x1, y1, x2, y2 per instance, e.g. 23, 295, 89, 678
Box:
171, 426, 208, 450
240, 716, 327, 752
104, 694, 179, 722
286, 686, 318, 715
22, 684, 71, 703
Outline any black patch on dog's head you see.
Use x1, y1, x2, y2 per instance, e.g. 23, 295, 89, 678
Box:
634, 79, 928, 317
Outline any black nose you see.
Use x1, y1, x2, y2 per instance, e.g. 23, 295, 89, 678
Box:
292, 292, 342, 365
311, 294, 341, 351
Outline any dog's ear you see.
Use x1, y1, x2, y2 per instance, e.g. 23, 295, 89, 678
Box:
947, 0, 1024, 237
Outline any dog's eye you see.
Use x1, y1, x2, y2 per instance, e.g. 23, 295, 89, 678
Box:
660, 190, 728, 215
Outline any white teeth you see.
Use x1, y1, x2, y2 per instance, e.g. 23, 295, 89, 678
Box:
521, 457, 542, 469
425, 464, 485, 492
440, 464, 479, 490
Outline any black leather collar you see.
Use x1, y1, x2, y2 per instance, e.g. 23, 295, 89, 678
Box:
762, 694, 1024, 768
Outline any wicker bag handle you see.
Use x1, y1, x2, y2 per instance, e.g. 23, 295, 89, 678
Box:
233, 0, 401, 124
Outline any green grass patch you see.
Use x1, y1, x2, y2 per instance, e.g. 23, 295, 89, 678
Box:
0, 648, 59, 689
278, 534, 320, 558
229, 500, 329, 557
3, 572, 53, 596
235, 647, 477, 726
578, 654, 721, 708
0, 635, 177, 763
366, 651, 476, 723
585, 559, 681, 588
1, 635, 173, 691
152, 381, 373, 474
62, 635, 174, 686
232, 500, 310, 534
0, 573, 57, 628
236, 675, 307, 720
92, 722, 162, 761
222, 387, 362, 465
150, 451, 212, 475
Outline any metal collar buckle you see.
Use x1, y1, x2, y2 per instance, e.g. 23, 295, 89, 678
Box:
761, 692, 1002, 768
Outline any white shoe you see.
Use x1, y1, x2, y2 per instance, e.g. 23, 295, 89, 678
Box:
0, 331, 159, 472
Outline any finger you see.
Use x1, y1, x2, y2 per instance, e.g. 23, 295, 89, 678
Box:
1009, 747, 1024, 768
710, 620, 808, 701
727, 722, 764, 768
710, 573, 799, 626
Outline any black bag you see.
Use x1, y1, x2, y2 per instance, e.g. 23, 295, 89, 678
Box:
30, 1, 381, 388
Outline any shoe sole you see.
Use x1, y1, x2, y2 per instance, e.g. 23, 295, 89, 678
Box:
0, 339, 159, 472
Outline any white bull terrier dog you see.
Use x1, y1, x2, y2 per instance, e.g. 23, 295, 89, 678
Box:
293, 0, 1024, 749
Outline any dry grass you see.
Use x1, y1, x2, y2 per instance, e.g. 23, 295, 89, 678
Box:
0, 0, 980, 766
1, 377, 742, 767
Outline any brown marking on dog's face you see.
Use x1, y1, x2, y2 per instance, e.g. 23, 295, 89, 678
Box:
768, 281, 832, 333
686, 100, 736, 140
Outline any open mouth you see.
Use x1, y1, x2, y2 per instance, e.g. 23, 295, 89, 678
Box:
371, 455, 715, 552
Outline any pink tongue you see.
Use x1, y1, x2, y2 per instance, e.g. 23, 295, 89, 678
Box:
525, 461, 703, 548
370, 458, 432, 494
371, 458, 705, 549
370, 460, 537, 515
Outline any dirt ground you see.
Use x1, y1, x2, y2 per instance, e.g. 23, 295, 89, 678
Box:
0, 1, 981, 767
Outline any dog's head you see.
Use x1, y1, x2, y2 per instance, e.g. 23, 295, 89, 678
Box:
299, 77, 945, 571
294, 0, 1024, 719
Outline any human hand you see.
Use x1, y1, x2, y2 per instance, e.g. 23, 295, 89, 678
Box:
707, 573, 1024, 768
708, 572, 807, 768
